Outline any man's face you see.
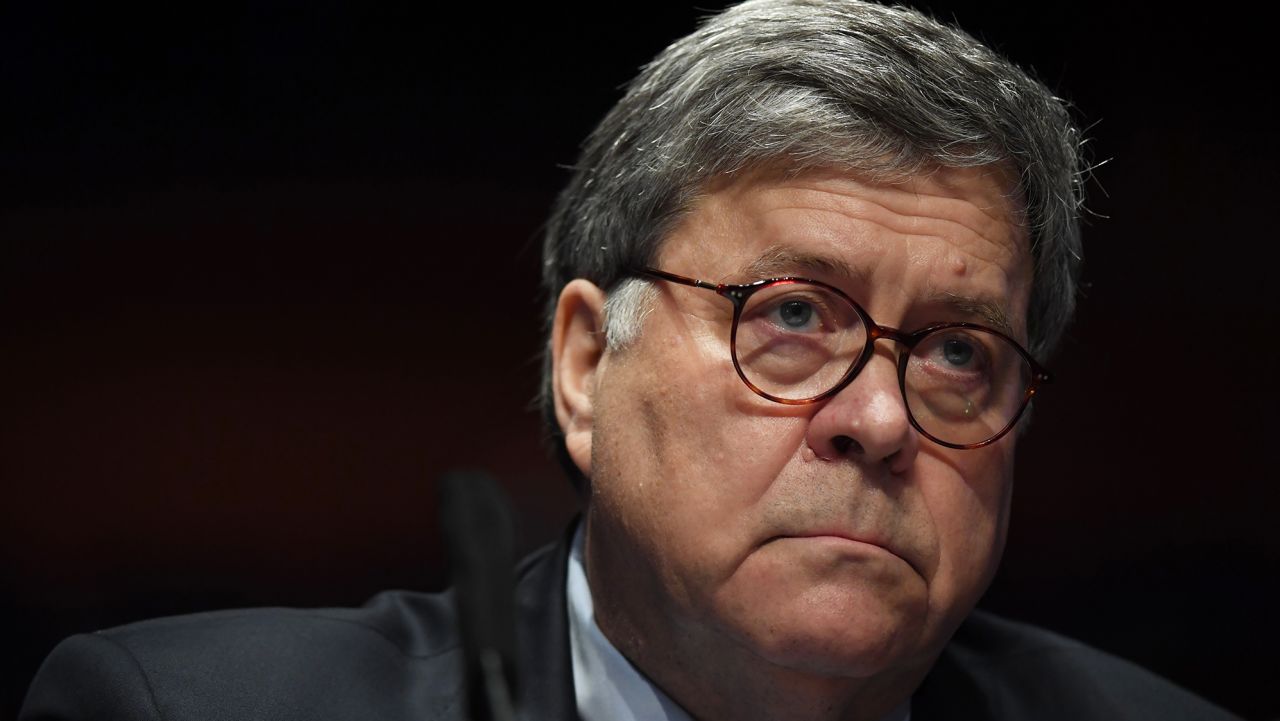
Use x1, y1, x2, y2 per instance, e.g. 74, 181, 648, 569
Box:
554, 165, 1032, 686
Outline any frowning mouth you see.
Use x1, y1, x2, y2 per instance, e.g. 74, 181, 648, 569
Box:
780, 531, 889, 548
766, 533, 920, 575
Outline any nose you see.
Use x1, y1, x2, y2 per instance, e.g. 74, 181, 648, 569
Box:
804, 352, 919, 472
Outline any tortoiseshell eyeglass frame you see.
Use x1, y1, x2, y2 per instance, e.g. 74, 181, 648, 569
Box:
632, 267, 1053, 450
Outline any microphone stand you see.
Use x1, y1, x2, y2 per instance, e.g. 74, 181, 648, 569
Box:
438, 469, 520, 721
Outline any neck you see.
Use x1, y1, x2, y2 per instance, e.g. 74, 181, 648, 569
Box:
585, 529, 928, 721
601, 610, 920, 721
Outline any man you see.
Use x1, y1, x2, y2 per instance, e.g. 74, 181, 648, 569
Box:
20, 1, 1241, 720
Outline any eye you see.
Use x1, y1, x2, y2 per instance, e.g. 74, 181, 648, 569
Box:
739, 282, 854, 339
942, 337, 975, 367
775, 300, 816, 330
911, 329, 994, 382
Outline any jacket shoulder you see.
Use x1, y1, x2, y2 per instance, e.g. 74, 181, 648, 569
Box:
20, 590, 467, 721
915, 609, 1242, 721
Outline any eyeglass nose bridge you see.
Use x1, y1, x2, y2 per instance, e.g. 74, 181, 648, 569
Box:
866, 323, 911, 346
819, 322, 915, 402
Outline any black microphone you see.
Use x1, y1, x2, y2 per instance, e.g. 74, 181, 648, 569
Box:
438, 469, 519, 721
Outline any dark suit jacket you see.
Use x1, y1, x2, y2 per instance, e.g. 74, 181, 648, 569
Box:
20, 526, 1241, 720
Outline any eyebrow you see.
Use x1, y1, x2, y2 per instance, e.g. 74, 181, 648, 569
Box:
738, 246, 869, 287
929, 291, 1017, 337
736, 245, 1018, 337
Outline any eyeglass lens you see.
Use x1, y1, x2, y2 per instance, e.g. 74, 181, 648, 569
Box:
732, 280, 1032, 446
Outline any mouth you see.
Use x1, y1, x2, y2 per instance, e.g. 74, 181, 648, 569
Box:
768, 532, 919, 575
783, 529, 888, 546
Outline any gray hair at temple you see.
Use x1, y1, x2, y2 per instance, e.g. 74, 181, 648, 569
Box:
540, 0, 1085, 485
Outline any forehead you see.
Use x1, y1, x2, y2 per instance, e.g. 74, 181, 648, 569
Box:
657, 165, 1033, 328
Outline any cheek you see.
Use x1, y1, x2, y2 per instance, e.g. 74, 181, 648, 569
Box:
656, 389, 812, 528
621, 334, 805, 494
589, 346, 811, 585
916, 447, 1013, 626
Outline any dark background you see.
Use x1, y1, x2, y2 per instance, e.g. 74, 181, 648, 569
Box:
2, 2, 1276, 719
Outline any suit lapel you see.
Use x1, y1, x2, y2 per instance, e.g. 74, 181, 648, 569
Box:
513, 522, 580, 721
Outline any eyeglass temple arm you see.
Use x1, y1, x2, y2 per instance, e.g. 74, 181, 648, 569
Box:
633, 267, 721, 291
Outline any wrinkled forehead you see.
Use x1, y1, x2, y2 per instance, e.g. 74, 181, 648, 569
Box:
666, 162, 1031, 269
649, 162, 1035, 339
679, 160, 1027, 244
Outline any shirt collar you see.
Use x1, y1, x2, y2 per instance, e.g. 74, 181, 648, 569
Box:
568, 522, 694, 721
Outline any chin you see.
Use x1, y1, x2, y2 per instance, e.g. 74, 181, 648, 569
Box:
713, 578, 933, 679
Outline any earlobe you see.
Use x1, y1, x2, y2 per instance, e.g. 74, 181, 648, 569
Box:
551, 279, 608, 479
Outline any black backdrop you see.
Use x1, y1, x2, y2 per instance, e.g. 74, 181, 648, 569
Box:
2, 2, 1276, 719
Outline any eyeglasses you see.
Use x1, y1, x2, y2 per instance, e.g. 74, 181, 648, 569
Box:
633, 267, 1052, 450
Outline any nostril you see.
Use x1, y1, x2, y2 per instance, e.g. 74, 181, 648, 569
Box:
832, 435, 863, 455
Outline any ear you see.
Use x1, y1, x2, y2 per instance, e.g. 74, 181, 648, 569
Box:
552, 279, 608, 479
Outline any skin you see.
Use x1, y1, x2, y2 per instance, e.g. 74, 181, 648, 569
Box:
552, 165, 1032, 721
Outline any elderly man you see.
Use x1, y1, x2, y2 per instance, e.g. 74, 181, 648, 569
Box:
20, 1, 1241, 720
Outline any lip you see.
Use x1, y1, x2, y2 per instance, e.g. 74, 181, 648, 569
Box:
784, 530, 890, 548
771, 532, 919, 575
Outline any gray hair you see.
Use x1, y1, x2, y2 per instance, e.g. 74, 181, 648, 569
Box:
541, 0, 1085, 485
